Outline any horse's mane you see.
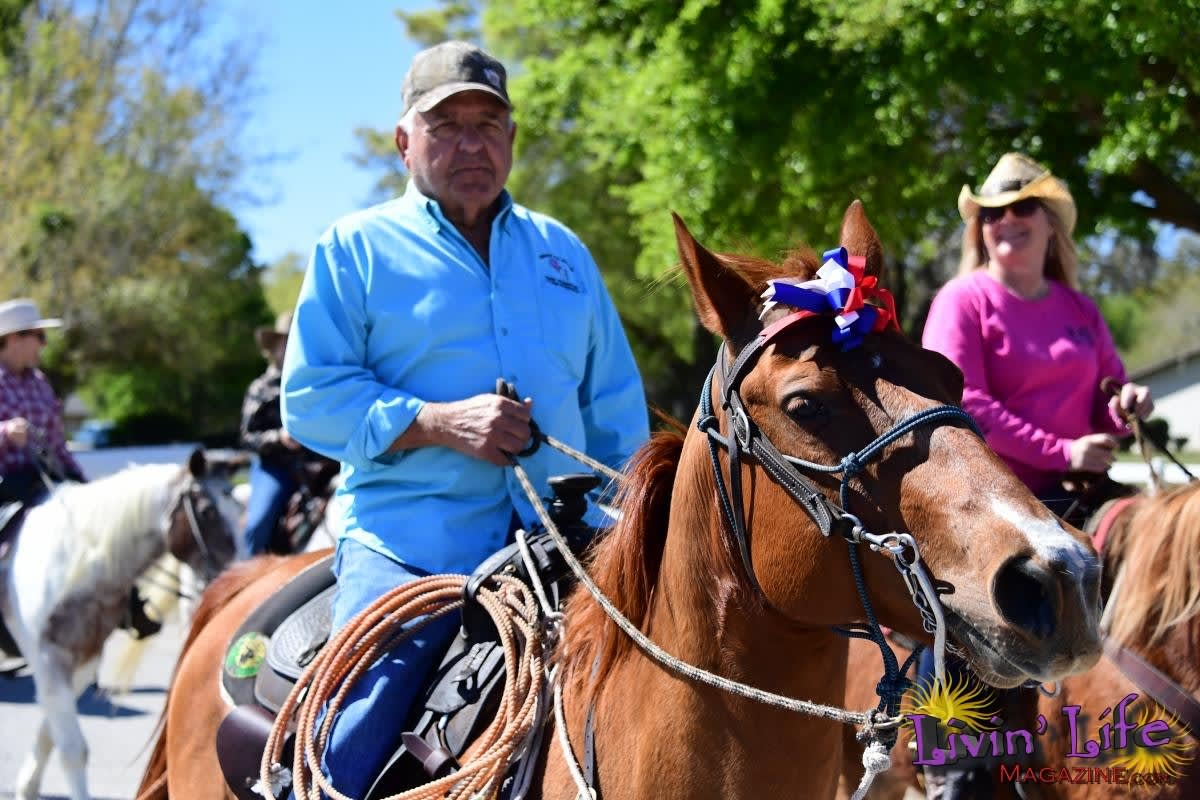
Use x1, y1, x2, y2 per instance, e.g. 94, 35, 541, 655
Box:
562, 429, 684, 698
713, 247, 821, 292
1107, 481, 1200, 646
137, 554, 290, 800
48, 463, 183, 588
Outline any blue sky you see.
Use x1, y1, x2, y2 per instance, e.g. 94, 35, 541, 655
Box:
223, 1, 429, 266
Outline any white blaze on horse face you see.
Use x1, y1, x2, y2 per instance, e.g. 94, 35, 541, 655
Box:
989, 497, 1099, 586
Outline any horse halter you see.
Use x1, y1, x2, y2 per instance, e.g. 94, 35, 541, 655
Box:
164, 476, 229, 582
695, 310, 982, 692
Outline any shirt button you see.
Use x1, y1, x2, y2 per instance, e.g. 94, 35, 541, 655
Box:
500, 327, 509, 335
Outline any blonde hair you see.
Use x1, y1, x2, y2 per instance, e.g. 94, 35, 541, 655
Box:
957, 202, 1079, 290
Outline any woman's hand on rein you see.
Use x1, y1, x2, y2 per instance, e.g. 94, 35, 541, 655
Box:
1069, 433, 1119, 474
1108, 382, 1154, 422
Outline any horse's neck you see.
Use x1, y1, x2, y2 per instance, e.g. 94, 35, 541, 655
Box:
586, 479, 850, 798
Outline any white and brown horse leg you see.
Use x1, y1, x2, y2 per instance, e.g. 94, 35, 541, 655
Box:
13, 719, 53, 800
17, 645, 97, 800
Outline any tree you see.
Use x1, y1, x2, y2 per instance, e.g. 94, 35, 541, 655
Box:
477, 0, 1200, 411
359, 1, 1200, 413
261, 252, 308, 316
1, 0, 270, 437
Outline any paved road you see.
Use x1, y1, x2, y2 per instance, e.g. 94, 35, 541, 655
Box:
0, 618, 184, 800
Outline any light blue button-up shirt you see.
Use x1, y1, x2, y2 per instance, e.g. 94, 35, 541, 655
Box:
281, 183, 649, 574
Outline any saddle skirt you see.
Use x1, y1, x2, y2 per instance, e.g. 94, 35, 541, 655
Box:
214, 521, 590, 800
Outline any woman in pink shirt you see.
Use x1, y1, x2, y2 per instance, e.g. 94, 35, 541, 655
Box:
923, 153, 1153, 512
918, 152, 1157, 799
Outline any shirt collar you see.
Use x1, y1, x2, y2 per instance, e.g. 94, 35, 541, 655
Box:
0, 363, 31, 379
402, 181, 513, 234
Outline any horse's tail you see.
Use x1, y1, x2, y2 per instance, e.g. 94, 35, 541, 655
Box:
136, 555, 288, 800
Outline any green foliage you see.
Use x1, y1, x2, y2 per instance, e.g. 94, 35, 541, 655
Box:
478, 0, 1200, 411
0, 0, 269, 437
1120, 235, 1200, 371
1096, 294, 1146, 352
261, 252, 308, 315
357, 1, 1200, 413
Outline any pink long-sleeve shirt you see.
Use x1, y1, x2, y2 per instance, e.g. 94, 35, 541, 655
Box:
921, 270, 1128, 495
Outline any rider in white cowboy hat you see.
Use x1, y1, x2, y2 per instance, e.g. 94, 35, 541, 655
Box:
933, 150, 1153, 504
0, 299, 85, 504
921, 155, 1156, 797
0, 299, 89, 666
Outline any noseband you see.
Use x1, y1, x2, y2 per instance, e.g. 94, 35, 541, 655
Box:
695, 310, 982, 695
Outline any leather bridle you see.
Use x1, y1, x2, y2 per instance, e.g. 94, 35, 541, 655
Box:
164, 477, 231, 583
695, 309, 982, 710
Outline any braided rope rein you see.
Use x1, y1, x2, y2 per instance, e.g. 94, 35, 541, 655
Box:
506, 449, 900, 800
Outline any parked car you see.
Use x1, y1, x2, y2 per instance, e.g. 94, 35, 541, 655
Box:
70, 419, 115, 450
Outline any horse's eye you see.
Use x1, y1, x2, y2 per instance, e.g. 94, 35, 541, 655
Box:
785, 394, 826, 421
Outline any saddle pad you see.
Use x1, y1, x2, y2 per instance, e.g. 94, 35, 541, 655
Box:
220, 553, 335, 710
1085, 495, 1138, 554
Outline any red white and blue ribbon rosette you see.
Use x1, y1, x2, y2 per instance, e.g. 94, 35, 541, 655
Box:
759, 247, 899, 349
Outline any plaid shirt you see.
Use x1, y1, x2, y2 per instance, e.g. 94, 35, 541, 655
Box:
0, 364, 84, 480
241, 365, 311, 468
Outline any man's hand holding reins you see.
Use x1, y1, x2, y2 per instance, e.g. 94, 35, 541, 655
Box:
388, 393, 533, 466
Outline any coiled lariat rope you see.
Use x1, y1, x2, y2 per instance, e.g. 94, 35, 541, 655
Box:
262, 573, 547, 800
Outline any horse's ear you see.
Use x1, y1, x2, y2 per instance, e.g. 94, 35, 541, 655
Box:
839, 200, 884, 280
188, 447, 207, 478
672, 212, 758, 339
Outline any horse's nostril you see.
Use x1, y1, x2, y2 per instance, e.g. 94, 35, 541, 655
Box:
993, 556, 1058, 640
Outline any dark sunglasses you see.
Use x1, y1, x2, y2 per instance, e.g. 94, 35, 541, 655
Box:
16, 329, 47, 343
978, 198, 1042, 224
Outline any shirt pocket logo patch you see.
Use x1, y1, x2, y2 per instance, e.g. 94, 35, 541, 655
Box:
540, 253, 583, 294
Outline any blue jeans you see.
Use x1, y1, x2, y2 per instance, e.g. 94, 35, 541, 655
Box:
313, 538, 460, 798
241, 459, 297, 557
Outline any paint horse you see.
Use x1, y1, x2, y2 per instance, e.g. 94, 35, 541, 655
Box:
138, 203, 1104, 799
0, 449, 238, 800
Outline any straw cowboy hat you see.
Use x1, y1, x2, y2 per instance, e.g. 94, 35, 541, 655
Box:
958, 152, 1077, 235
0, 299, 63, 338
255, 312, 293, 351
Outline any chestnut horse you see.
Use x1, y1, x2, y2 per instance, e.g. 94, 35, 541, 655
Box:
1033, 479, 1200, 798
139, 204, 1104, 800
840, 480, 1200, 799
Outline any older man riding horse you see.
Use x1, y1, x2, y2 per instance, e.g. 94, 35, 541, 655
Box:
139, 203, 1105, 800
